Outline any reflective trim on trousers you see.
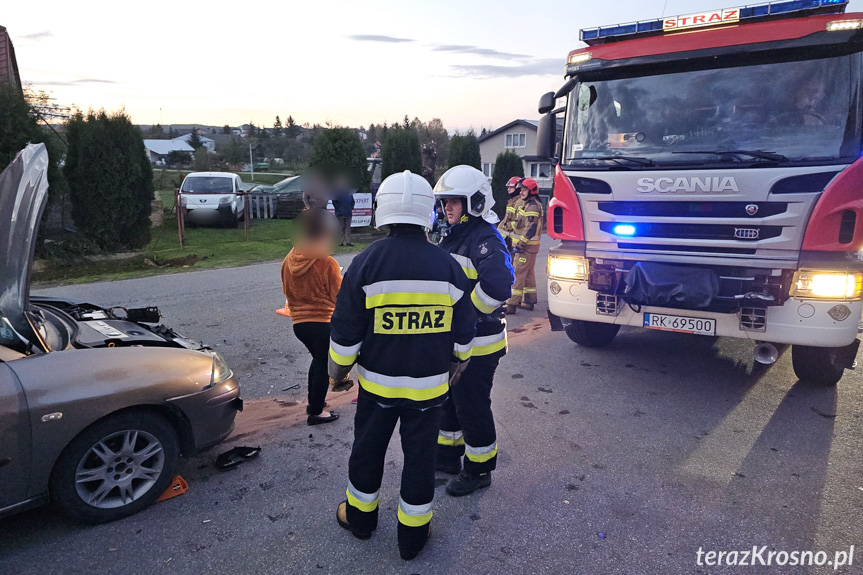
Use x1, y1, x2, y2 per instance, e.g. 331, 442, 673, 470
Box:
397, 497, 433, 527
450, 253, 478, 280
329, 339, 361, 366
437, 429, 465, 446
346, 481, 379, 512
357, 366, 449, 401
471, 331, 507, 356
465, 441, 498, 463
362, 279, 464, 308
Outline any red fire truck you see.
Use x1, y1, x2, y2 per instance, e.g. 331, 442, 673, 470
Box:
536, 0, 863, 385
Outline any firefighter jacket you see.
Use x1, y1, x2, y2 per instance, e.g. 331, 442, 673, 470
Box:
328, 226, 477, 408
512, 196, 543, 254
440, 216, 514, 357
497, 196, 523, 239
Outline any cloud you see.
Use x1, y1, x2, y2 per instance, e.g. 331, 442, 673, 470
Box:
347, 34, 413, 43
431, 44, 530, 61
19, 31, 53, 41
448, 59, 562, 79
33, 78, 116, 86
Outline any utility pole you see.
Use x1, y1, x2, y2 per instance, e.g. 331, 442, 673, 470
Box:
249, 143, 254, 181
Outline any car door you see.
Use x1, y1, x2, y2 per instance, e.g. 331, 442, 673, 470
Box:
0, 357, 30, 510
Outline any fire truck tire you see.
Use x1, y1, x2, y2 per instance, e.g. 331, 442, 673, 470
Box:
791, 345, 845, 387
564, 320, 620, 348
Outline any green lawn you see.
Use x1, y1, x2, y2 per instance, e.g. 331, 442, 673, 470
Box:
33, 219, 370, 286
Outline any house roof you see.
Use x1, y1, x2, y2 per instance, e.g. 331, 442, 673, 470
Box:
173, 133, 215, 145
143, 139, 195, 155
477, 119, 538, 143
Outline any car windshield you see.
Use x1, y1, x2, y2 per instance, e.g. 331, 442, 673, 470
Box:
182, 177, 234, 194
564, 53, 862, 168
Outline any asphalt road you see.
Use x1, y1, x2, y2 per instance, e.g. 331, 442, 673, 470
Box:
1, 237, 862, 574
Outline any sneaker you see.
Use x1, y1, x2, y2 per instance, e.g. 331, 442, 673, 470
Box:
445, 470, 491, 497
398, 523, 431, 561
336, 501, 373, 540
436, 457, 461, 475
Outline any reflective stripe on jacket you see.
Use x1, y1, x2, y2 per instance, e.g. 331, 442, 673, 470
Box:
440, 216, 514, 356
329, 226, 477, 406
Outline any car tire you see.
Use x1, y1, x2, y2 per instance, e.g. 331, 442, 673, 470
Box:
50, 411, 179, 524
564, 320, 620, 348
791, 344, 848, 387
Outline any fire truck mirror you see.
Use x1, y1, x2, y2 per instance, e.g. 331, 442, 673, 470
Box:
537, 113, 557, 160
538, 91, 556, 115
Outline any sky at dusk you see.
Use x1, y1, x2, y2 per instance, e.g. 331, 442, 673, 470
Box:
5, 0, 863, 132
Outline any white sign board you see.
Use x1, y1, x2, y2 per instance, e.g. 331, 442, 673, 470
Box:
327, 193, 373, 228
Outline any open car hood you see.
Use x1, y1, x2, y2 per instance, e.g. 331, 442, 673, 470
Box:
0, 144, 49, 349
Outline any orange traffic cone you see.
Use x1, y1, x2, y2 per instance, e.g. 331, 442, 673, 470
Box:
276, 300, 291, 317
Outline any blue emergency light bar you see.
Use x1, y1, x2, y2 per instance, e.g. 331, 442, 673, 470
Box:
580, 0, 848, 44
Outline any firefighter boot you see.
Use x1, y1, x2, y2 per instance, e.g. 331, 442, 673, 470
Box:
398, 522, 431, 561
445, 470, 491, 497
519, 302, 534, 311
504, 305, 518, 315
337, 501, 375, 540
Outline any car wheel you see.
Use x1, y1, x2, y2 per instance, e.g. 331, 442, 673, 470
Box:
564, 320, 620, 348
791, 344, 848, 387
50, 411, 179, 524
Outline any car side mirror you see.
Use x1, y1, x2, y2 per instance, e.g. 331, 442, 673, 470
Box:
538, 91, 555, 115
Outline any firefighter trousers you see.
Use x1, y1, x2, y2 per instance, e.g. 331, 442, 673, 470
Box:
438, 352, 501, 475
346, 390, 442, 545
508, 250, 538, 306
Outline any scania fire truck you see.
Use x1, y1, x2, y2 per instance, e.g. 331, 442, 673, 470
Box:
536, 0, 863, 385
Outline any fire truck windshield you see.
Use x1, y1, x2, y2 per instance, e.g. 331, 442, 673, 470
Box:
563, 53, 862, 168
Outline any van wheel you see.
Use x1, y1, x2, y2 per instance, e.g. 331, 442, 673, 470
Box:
564, 320, 620, 348
791, 345, 849, 387
50, 412, 179, 524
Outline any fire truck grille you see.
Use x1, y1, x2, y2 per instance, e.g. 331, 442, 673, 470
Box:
599, 221, 782, 242
597, 201, 788, 218
739, 307, 768, 332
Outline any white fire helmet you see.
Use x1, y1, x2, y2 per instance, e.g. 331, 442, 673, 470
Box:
374, 170, 435, 229
433, 165, 498, 223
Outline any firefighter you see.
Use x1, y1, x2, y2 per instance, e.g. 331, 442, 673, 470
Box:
506, 177, 543, 313
497, 176, 524, 250
329, 170, 477, 561
433, 165, 514, 497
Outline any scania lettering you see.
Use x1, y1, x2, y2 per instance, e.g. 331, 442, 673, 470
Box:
536, 0, 863, 386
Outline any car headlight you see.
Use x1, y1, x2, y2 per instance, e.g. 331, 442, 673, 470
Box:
790, 270, 863, 300
548, 255, 589, 281
208, 352, 234, 388
219, 196, 232, 204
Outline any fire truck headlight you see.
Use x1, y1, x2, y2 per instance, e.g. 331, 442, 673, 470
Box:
548, 256, 588, 281
791, 270, 863, 300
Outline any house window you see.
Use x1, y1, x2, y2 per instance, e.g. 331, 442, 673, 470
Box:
530, 163, 552, 178
482, 163, 495, 178
505, 133, 526, 148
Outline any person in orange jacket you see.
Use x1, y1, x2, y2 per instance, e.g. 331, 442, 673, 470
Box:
281, 208, 344, 425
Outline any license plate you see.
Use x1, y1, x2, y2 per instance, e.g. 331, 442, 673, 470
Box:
643, 313, 716, 336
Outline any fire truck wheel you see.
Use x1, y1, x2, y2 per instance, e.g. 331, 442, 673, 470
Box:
564, 320, 620, 348
791, 345, 846, 387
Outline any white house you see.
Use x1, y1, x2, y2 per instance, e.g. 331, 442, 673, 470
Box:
143, 139, 195, 164
478, 119, 556, 194
173, 133, 216, 153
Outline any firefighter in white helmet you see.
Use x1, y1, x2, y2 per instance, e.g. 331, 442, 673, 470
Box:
329, 170, 477, 560
433, 165, 514, 496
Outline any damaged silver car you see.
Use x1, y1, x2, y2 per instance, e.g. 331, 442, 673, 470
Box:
0, 144, 242, 523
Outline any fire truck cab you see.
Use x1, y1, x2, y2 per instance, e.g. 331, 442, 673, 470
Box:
537, 0, 863, 386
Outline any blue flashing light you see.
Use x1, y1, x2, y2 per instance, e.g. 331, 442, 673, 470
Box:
613, 224, 637, 237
